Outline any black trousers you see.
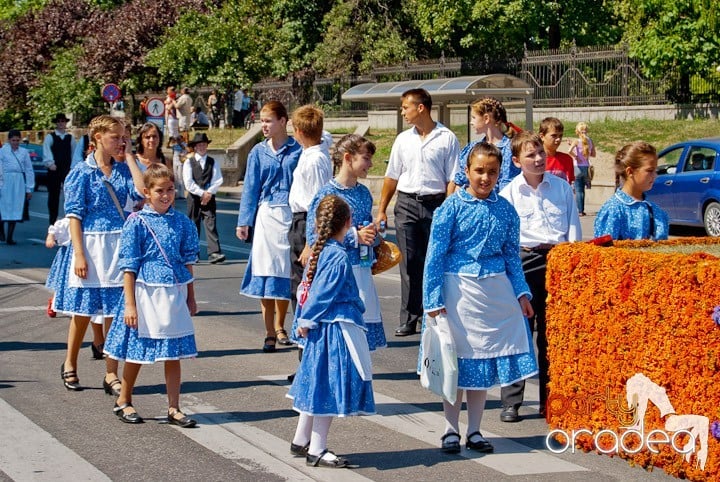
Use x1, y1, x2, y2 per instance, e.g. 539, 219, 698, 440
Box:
393, 192, 444, 327
187, 195, 221, 256
46, 167, 69, 225
500, 249, 549, 410
288, 212, 307, 312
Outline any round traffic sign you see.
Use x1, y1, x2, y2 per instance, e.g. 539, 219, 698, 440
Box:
102, 83, 121, 103
145, 97, 165, 117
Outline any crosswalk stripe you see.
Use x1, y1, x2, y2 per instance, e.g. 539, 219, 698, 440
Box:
0, 398, 111, 481
258, 375, 586, 476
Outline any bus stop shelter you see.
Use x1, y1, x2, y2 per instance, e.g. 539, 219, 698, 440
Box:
341, 74, 534, 138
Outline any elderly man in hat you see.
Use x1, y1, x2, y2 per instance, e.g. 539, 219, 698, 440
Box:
43, 113, 76, 225
182, 132, 225, 263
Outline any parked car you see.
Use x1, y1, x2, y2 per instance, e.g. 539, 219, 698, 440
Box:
22, 138, 48, 191
646, 138, 720, 236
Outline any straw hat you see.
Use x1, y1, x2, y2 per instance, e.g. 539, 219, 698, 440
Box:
372, 239, 402, 275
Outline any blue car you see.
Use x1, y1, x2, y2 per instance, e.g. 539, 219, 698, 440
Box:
21, 139, 48, 191
646, 138, 720, 236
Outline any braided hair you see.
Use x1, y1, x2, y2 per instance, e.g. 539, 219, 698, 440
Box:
304, 195, 352, 289
470, 97, 515, 138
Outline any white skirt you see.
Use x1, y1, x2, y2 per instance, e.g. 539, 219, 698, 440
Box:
0, 171, 26, 221
443, 273, 529, 359
68, 231, 123, 288
352, 265, 382, 324
135, 283, 194, 339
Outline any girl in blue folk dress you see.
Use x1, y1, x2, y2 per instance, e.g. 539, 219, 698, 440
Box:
294, 134, 386, 351
104, 164, 199, 426
236, 101, 302, 352
423, 142, 537, 454
56, 115, 144, 394
594, 141, 669, 241
288, 195, 375, 469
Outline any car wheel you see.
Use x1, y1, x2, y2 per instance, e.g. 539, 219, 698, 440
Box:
703, 202, 720, 237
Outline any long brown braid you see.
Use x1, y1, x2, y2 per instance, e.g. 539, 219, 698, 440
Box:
304, 195, 351, 289
470, 97, 515, 138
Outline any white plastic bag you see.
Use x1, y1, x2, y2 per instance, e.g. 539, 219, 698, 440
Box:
420, 314, 458, 403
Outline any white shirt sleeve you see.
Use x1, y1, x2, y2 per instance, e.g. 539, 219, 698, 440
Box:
182, 158, 203, 197
42, 134, 55, 167
206, 163, 224, 195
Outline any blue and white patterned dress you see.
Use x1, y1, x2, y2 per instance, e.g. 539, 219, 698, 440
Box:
421, 188, 538, 390
104, 205, 199, 363
45, 218, 71, 301
53, 154, 143, 317
238, 138, 302, 299
453, 135, 517, 192
293, 179, 386, 351
287, 239, 375, 416
594, 189, 669, 241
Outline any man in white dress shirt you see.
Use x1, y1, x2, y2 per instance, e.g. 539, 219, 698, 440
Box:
43, 113, 76, 225
182, 132, 225, 263
376, 89, 460, 336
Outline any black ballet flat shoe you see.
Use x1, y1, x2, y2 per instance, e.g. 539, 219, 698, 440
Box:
306, 449, 351, 468
103, 377, 122, 397
262, 336, 276, 353
167, 409, 197, 428
60, 363, 82, 391
290, 441, 310, 457
466, 431, 494, 453
113, 403, 143, 424
276, 329, 293, 346
91, 343, 105, 360
440, 432, 461, 454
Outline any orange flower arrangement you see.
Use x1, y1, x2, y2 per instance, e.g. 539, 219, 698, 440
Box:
546, 237, 720, 480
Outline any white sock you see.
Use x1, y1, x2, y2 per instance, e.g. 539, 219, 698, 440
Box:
308, 416, 333, 456
292, 413, 313, 446
443, 389, 464, 435
466, 389, 488, 440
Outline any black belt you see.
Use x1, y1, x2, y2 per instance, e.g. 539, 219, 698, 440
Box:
399, 191, 445, 202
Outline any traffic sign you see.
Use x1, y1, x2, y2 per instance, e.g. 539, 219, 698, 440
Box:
145, 97, 165, 117
101, 83, 121, 103
146, 116, 165, 132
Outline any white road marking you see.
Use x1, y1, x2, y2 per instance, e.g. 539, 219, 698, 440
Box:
0, 398, 111, 481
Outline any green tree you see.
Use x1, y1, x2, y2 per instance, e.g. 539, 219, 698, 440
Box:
26, 46, 101, 128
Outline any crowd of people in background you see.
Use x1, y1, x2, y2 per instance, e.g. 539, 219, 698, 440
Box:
0, 86, 670, 469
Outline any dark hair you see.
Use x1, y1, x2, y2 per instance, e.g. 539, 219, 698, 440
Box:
511, 131, 543, 158
615, 141, 657, 181
7, 129, 21, 139
136, 123, 165, 163
143, 162, 174, 188
305, 195, 352, 288
401, 88, 432, 110
331, 134, 376, 172
466, 142, 502, 168
539, 117, 564, 135
260, 100, 288, 122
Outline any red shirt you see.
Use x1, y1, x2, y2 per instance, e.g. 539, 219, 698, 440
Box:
546, 151, 575, 183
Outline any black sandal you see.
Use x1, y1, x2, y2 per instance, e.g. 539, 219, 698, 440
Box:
60, 363, 82, 391
168, 409, 197, 428
113, 402, 143, 424
466, 431, 494, 453
91, 343, 105, 360
306, 449, 351, 468
441, 432, 461, 454
276, 329, 293, 346
262, 336, 276, 353
103, 377, 122, 396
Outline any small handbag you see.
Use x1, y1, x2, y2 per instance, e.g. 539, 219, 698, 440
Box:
420, 314, 458, 403
372, 238, 402, 275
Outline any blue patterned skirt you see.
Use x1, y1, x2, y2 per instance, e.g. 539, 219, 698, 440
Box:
45, 245, 70, 293
287, 321, 375, 417
240, 257, 291, 300
104, 317, 197, 364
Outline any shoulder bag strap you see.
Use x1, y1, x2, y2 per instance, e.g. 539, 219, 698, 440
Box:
130, 212, 179, 283
102, 178, 126, 221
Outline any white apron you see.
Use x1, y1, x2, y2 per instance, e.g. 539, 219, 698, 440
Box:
251, 202, 292, 278
351, 265, 382, 324
340, 321, 372, 381
443, 273, 529, 359
68, 231, 123, 288
0, 171, 26, 220
135, 283, 194, 339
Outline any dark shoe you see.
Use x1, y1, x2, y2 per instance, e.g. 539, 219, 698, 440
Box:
113, 403, 143, 424
168, 409, 197, 428
500, 406, 521, 423
441, 431, 461, 454
103, 377, 121, 396
306, 449, 350, 468
208, 253, 226, 264
91, 343, 105, 360
394, 322, 417, 337
60, 363, 82, 391
0, 231, 4, 242
290, 441, 309, 457
46, 298, 57, 318
6, 239, 16, 245
466, 431, 494, 453
276, 329, 293, 346
262, 336, 276, 353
